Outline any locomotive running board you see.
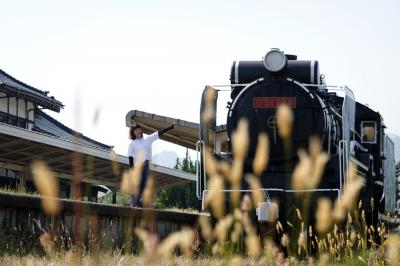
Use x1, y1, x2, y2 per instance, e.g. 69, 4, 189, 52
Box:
200, 188, 341, 211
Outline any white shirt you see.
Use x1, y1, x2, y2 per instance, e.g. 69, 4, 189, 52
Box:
127, 132, 159, 164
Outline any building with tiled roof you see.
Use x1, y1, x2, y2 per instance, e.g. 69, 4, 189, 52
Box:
0, 69, 195, 202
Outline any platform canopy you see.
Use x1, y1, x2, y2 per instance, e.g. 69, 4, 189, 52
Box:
0, 121, 195, 190
125, 110, 228, 152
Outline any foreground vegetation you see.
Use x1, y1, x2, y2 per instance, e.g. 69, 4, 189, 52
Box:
1, 103, 400, 265
0, 254, 269, 266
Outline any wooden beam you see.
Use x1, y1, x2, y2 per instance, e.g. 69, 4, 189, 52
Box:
0, 143, 43, 157
0, 139, 26, 149
46, 153, 73, 164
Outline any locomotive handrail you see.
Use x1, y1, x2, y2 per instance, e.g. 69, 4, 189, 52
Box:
196, 141, 200, 198
329, 106, 342, 119
339, 139, 352, 196
339, 140, 344, 196
229, 78, 264, 117
195, 140, 206, 199
350, 128, 362, 140
350, 140, 368, 153
201, 188, 341, 210
302, 84, 346, 90
211, 84, 251, 88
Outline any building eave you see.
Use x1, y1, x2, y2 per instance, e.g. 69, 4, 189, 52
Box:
0, 122, 195, 190
0, 84, 64, 112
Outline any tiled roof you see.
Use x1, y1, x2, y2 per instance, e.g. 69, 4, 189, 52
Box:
34, 109, 112, 151
0, 69, 64, 112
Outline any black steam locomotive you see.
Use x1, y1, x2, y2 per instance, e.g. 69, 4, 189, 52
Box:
197, 48, 396, 226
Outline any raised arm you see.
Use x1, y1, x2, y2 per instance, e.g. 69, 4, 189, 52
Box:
158, 124, 175, 137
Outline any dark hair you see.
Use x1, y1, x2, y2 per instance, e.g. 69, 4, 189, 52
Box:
129, 124, 141, 140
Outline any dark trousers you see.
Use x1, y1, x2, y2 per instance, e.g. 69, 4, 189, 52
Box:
130, 160, 150, 207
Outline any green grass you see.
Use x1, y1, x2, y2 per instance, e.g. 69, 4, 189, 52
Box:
0, 184, 38, 196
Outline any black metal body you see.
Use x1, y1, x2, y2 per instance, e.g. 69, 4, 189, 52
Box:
213, 54, 390, 227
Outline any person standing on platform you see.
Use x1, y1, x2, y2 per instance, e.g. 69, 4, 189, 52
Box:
127, 123, 174, 207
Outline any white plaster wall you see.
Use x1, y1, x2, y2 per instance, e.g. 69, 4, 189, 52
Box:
0, 92, 7, 113
27, 101, 34, 130
8, 97, 17, 116
17, 99, 26, 119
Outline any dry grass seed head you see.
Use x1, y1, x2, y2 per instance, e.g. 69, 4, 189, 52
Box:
230, 159, 243, 207
178, 228, 196, 257
230, 159, 243, 186
252, 133, 270, 176
281, 234, 289, 247
292, 149, 312, 190
217, 161, 231, 178
135, 228, 158, 262
245, 175, 265, 207
240, 193, 253, 212
156, 228, 195, 259
318, 253, 329, 266
156, 233, 180, 259
276, 104, 294, 139
142, 176, 154, 207
231, 221, 242, 243
296, 208, 302, 221
229, 256, 244, 266
205, 174, 225, 219
121, 150, 145, 195
309, 136, 322, 159
31, 160, 61, 215
347, 213, 353, 224
65, 250, 81, 265
134, 228, 149, 242
310, 152, 329, 187
276, 221, 283, 233
214, 215, 234, 243
387, 234, 400, 265
245, 233, 261, 257
110, 150, 120, 176
211, 242, 223, 256
232, 119, 249, 159
292, 138, 328, 191
242, 212, 256, 235
205, 149, 218, 176
264, 239, 279, 263
234, 208, 242, 220
332, 164, 364, 221
339, 173, 365, 210
202, 86, 217, 124
316, 198, 332, 233
39, 232, 54, 254
297, 232, 306, 255
198, 216, 213, 241
332, 200, 346, 221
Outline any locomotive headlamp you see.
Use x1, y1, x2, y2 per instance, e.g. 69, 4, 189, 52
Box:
263, 48, 287, 72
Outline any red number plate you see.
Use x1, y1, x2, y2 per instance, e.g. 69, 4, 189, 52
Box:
253, 97, 297, 108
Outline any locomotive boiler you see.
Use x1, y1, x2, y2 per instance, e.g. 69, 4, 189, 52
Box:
197, 48, 396, 227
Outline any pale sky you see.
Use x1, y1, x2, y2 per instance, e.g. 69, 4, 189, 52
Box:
1, 0, 399, 159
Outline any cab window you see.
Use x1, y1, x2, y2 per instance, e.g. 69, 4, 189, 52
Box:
361, 121, 377, 143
